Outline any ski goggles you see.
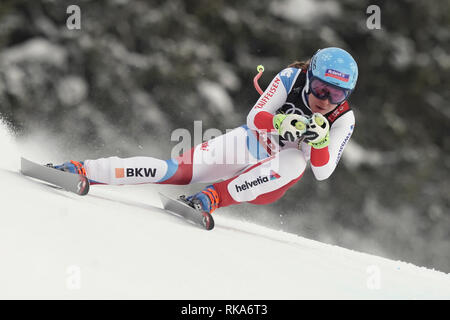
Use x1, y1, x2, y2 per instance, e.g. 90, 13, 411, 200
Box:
309, 77, 351, 104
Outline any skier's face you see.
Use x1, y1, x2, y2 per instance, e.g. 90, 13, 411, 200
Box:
308, 92, 338, 115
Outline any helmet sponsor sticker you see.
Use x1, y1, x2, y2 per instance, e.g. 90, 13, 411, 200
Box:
325, 69, 349, 82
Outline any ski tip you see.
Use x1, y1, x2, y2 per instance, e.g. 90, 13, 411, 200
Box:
77, 175, 90, 196
202, 211, 215, 231
159, 192, 215, 231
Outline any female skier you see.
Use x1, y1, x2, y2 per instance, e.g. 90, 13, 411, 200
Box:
54, 47, 358, 217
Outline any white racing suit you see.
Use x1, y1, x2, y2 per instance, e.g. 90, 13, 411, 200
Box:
84, 67, 355, 208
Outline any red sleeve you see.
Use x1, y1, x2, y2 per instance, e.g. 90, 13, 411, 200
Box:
253, 111, 276, 132
310, 146, 330, 167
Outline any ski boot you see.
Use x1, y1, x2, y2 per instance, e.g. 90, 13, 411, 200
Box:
179, 185, 220, 230
47, 160, 87, 176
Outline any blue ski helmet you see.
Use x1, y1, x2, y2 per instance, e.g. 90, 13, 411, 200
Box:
308, 47, 358, 91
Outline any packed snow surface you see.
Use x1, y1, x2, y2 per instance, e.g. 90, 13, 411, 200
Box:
0, 124, 449, 299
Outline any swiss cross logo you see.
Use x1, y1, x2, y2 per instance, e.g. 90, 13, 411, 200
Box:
269, 170, 281, 180
281, 68, 294, 78
327, 102, 350, 123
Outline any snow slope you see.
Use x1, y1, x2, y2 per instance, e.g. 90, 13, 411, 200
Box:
0, 125, 449, 299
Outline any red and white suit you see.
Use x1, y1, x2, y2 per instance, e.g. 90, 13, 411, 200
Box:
84, 67, 355, 209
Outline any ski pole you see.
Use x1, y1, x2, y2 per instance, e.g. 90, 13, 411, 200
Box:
253, 65, 265, 95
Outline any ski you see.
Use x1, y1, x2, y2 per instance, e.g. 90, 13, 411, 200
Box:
159, 193, 215, 230
20, 157, 90, 196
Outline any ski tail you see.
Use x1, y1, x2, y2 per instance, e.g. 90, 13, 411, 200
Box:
21, 157, 90, 196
